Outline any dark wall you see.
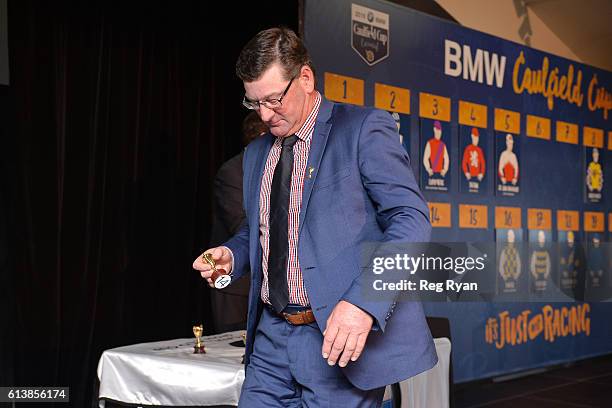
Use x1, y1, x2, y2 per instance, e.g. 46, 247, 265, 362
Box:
4, 1, 297, 406
0, 0, 8, 85
0, 82, 14, 395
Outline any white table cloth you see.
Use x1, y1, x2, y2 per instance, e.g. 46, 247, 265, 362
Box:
396, 337, 451, 408
98, 331, 450, 407
97, 331, 246, 407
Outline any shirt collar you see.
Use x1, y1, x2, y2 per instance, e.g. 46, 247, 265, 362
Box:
275, 91, 321, 144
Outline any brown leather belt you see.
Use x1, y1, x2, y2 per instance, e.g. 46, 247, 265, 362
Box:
281, 309, 316, 325
266, 304, 316, 325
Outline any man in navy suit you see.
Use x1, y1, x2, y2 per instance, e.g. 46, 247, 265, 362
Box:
194, 27, 437, 407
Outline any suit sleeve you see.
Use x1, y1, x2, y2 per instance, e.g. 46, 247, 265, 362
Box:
221, 150, 252, 283
341, 109, 432, 332
222, 221, 250, 282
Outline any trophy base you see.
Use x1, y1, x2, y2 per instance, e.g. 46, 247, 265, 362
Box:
193, 345, 206, 354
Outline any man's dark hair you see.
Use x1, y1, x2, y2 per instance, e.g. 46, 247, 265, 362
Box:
241, 111, 268, 146
236, 27, 315, 82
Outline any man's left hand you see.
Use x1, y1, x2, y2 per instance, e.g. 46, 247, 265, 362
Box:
322, 300, 373, 367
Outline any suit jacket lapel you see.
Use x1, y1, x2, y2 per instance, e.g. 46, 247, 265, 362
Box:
298, 98, 334, 236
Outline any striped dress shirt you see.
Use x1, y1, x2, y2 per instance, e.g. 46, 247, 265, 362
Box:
259, 92, 322, 307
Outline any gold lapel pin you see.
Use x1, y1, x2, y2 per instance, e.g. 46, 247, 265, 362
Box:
307, 166, 315, 179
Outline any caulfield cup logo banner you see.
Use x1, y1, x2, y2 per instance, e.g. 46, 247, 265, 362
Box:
351, 3, 389, 66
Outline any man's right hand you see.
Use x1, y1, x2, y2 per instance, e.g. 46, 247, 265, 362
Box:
193, 246, 233, 288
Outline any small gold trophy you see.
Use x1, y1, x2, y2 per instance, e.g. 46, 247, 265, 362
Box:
192, 324, 206, 354
202, 252, 231, 289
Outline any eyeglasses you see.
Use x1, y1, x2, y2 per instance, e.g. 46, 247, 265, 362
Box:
242, 76, 295, 111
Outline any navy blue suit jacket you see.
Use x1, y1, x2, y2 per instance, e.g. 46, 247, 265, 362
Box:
224, 97, 438, 390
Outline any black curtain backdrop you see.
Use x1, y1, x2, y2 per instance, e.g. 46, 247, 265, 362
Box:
3, 1, 297, 406
1, 83, 13, 399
